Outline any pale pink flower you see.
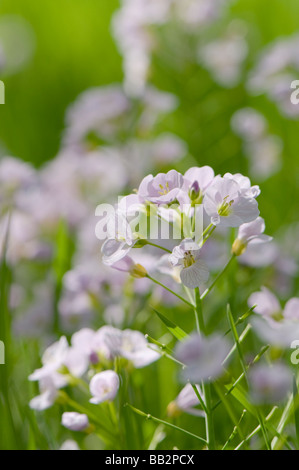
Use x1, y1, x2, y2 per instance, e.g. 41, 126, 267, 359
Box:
29, 377, 58, 411
89, 370, 120, 404
232, 217, 272, 256
249, 363, 292, 405
249, 288, 299, 347
248, 287, 281, 320
169, 239, 209, 288
117, 330, 160, 368
175, 333, 230, 383
203, 175, 259, 227
61, 412, 89, 431
60, 440, 80, 450
283, 298, 299, 321
138, 170, 188, 205
167, 384, 205, 418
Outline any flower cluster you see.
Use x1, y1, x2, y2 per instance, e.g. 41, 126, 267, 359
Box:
102, 167, 265, 290
3, 0, 299, 452
29, 326, 159, 412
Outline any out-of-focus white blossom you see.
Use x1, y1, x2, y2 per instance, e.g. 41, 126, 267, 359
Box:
248, 363, 292, 405
175, 333, 231, 382
231, 108, 282, 181
232, 217, 272, 256
61, 412, 89, 431
59, 440, 80, 451
249, 288, 299, 347
89, 370, 120, 404
167, 384, 205, 417
199, 22, 248, 88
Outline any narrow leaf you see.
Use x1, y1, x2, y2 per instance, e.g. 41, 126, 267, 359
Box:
152, 308, 188, 341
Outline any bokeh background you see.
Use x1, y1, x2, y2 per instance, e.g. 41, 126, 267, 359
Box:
1, 0, 299, 450
0, 0, 299, 233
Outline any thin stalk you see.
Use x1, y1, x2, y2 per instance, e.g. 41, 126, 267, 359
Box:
145, 241, 172, 254
222, 324, 252, 365
271, 391, 296, 450
227, 305, 271, 450
200, 223, 215, 241
126, 403, 207, 446
201, 254, 236, 300
148, 344, 185, 367
214, 383, 245, 441
213, 345, 269, 412
194, 289, 216, 450
234, 407, 278, 450
191, 384, 208, 416
222, 410, 247, 450
146, 274, 194, 308
60, 393, 115, 440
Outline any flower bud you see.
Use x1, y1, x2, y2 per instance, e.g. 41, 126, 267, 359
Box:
167, 401, 182, 418
232, 238, 246, 256
189, 181, 202, 204
129, 263, 148, 278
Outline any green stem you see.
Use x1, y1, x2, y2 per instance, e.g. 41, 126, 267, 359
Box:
201, 254, 236, 300
222, 409, 247, 450
194, 288, 205, 333
271, 390, 296, 450
60, 393, 115, 440
194, 289, 216, 450
200, 223, 215, 241
126, 403, 207, 446
191, 384, 209, 416
145, 241, 172, 253
227, 305, 271, 450
235, 407, 278, 450
146, 274, 194, 308
213, 345, 269, 412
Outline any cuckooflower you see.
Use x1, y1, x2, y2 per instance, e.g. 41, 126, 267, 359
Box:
223, 173, 260, 198
167, 384, 205, 418
169, 238, 209, 289
61, 412, 89, 432
232, 217, 272, 256
89, 370, 120, 404
138, 170, 188, 205
101, 210, 137, 266
203, 175, 260, 227
60, 440, 80, 451
249, 288, 299, 347
107, 255, 148, 278
29, 377, 58, 411
248, 363, 292, 405
116, 330, 160, 368
248, 287, 282, 321
175, 333, 231, 383
29, 336, 69, 388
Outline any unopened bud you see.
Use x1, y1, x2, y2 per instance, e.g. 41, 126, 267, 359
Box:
130, 263, 148, 278
167, 401, 182, 418
232, 238, 246, 256
189, 181, 201, 203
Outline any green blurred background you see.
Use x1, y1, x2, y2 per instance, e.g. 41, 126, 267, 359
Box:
0, 0, 299, 450
0, 0, 299, 230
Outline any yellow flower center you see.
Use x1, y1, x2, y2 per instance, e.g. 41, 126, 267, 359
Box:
183, 251, 195, 268
218, 195, 234, 217
158, 182, 170, 195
